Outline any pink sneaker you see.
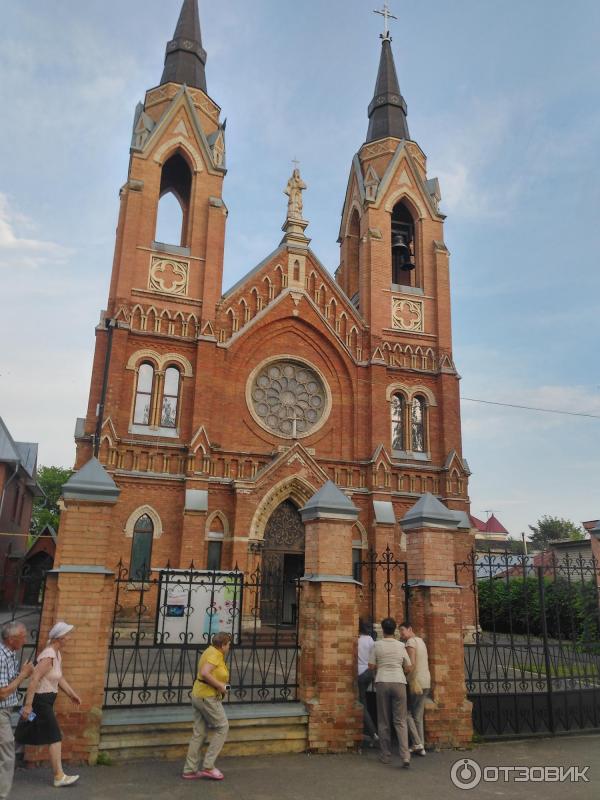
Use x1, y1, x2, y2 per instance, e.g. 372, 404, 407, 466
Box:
200, 768, 224, 781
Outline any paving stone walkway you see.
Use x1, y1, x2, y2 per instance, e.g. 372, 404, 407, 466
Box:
12, 734, 599, 800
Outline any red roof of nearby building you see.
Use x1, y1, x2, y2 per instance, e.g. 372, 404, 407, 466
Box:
469, 512, 510, 537
485, 514, 509, 536
469, 514, 487, 532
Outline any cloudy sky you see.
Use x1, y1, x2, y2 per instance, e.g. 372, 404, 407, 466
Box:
1, 0, 599, 537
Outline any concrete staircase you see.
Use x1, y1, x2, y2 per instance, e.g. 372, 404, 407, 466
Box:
99, 703, 308, 762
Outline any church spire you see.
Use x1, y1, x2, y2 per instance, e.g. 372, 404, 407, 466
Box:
366, 14, 410, 143
160, 0, 208, 93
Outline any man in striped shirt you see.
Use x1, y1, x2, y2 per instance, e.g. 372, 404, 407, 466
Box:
0, 623, 33, 800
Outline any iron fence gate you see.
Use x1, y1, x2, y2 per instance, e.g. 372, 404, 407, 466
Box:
0, 561, 47, 697
358, 546, 410, 625
457, 550, 600, 739
104, 562, 301, 708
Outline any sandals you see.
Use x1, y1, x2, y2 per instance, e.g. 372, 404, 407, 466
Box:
200, 768, 224, 781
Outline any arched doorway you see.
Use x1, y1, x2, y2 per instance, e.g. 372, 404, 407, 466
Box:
261, 500, 305, 625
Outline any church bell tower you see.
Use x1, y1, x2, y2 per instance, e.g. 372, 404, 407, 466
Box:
336, 9, 468, 480
106, 0, 227, 329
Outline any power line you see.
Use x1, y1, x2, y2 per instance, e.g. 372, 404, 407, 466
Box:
461, 397, 600, 420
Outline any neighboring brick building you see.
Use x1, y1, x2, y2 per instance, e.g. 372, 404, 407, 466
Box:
73, 0, 471, 585
0, 417, 42, 562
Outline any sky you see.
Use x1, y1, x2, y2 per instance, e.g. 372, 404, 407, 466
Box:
0, 0, 599, 538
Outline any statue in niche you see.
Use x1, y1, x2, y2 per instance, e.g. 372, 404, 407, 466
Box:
284, 168, 307, 220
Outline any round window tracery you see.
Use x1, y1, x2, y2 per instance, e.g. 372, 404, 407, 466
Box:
249, 359, 329, 438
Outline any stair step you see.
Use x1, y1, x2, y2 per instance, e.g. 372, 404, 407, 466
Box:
98, 708, 308, 763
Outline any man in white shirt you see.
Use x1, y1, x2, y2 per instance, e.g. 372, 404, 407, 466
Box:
357, 620, 377, 744
0, 622, 33, 800
368, 617, 412, 767
399, 622, 431, 756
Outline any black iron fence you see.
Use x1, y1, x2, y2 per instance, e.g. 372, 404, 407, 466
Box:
104, 562, 301, 708
358, 546, 410, 625
0, 561, 47, 691
457, 549, 600, 738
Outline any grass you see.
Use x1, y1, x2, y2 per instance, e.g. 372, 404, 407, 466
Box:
513, 660, 599, 679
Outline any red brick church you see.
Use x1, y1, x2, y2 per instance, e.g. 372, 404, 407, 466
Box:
74, 0, 471, 586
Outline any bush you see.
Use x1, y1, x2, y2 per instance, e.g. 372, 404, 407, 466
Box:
477, 576, 599, 644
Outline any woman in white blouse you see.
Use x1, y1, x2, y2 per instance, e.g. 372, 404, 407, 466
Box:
17, 621, 81, 788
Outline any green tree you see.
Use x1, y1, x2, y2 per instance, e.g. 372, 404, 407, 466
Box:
527, 515, 585, 551
30, 465, 73, 537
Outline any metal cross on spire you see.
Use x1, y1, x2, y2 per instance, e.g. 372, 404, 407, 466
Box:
374, 3, 398, 40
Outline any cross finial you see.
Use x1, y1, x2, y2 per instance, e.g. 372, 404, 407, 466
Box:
292, 156, 300, 170
374, 3, 398, 40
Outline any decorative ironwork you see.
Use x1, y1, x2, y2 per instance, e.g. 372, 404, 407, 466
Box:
104, 561, 301, 708
0, 561, 48, 701
457, 549, 600, 739
359, 545, 410, 624
263, 500, 305, 551
261, 501, 305, 625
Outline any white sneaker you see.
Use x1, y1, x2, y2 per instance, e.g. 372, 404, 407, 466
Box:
54, 774, 80, 788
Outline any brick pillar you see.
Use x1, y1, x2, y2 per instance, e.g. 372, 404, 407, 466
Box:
400, 494, 473, 748
298, 481, 362, 753
28, 458, 120, 766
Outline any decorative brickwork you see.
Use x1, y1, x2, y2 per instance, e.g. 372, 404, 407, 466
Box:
54, 1, 476, 760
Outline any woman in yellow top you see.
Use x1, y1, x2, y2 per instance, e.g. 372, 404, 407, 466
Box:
182, 632, 231, 781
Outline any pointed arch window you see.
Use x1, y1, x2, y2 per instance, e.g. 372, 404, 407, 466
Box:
391, 393, 405, 451
155, 152, 193, 247
131, 360, 182, 433
161, 366, 181, 428
130, 514, 154, 581
411, 396, 426, 453
391, 202, 416, 287
207, 538, 223, 571
134, 363, 155, 426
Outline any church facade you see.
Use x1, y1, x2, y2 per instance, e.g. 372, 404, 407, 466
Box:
74, 0, 471, 592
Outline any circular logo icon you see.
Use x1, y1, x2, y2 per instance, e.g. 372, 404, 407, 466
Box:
450, 758, 482, 790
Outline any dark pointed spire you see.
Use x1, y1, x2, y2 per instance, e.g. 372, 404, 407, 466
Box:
366, 36, 410, 143
161, 0, 207, 92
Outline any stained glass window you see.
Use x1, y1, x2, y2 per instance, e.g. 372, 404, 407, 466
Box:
411, 396, 426, 453
161, 367, 180, 428
391, 393, 405, 451
134, 363, 154, 425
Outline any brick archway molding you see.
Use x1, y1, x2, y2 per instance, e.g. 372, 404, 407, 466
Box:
249, 475, 317, 542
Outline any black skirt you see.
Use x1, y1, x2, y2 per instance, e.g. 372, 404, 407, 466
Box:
14, 692, 62, 745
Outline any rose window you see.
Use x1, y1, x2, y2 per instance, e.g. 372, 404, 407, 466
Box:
250, 360, 328, 437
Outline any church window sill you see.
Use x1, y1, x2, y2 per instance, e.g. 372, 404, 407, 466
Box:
152, 241, 191, 257
392, 450, 430, 462
129, 424, 180, 439
390, 283, 424, 296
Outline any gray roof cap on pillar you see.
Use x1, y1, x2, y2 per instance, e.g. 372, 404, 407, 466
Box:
62, 458, 120, 504
300, 480, 359, 522
453, 510, 473, 530
400, 493, 460, 531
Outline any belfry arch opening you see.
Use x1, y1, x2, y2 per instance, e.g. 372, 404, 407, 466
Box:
346, 208, 360, 305
155, 152, 193, 247
391, 201, 416, 287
